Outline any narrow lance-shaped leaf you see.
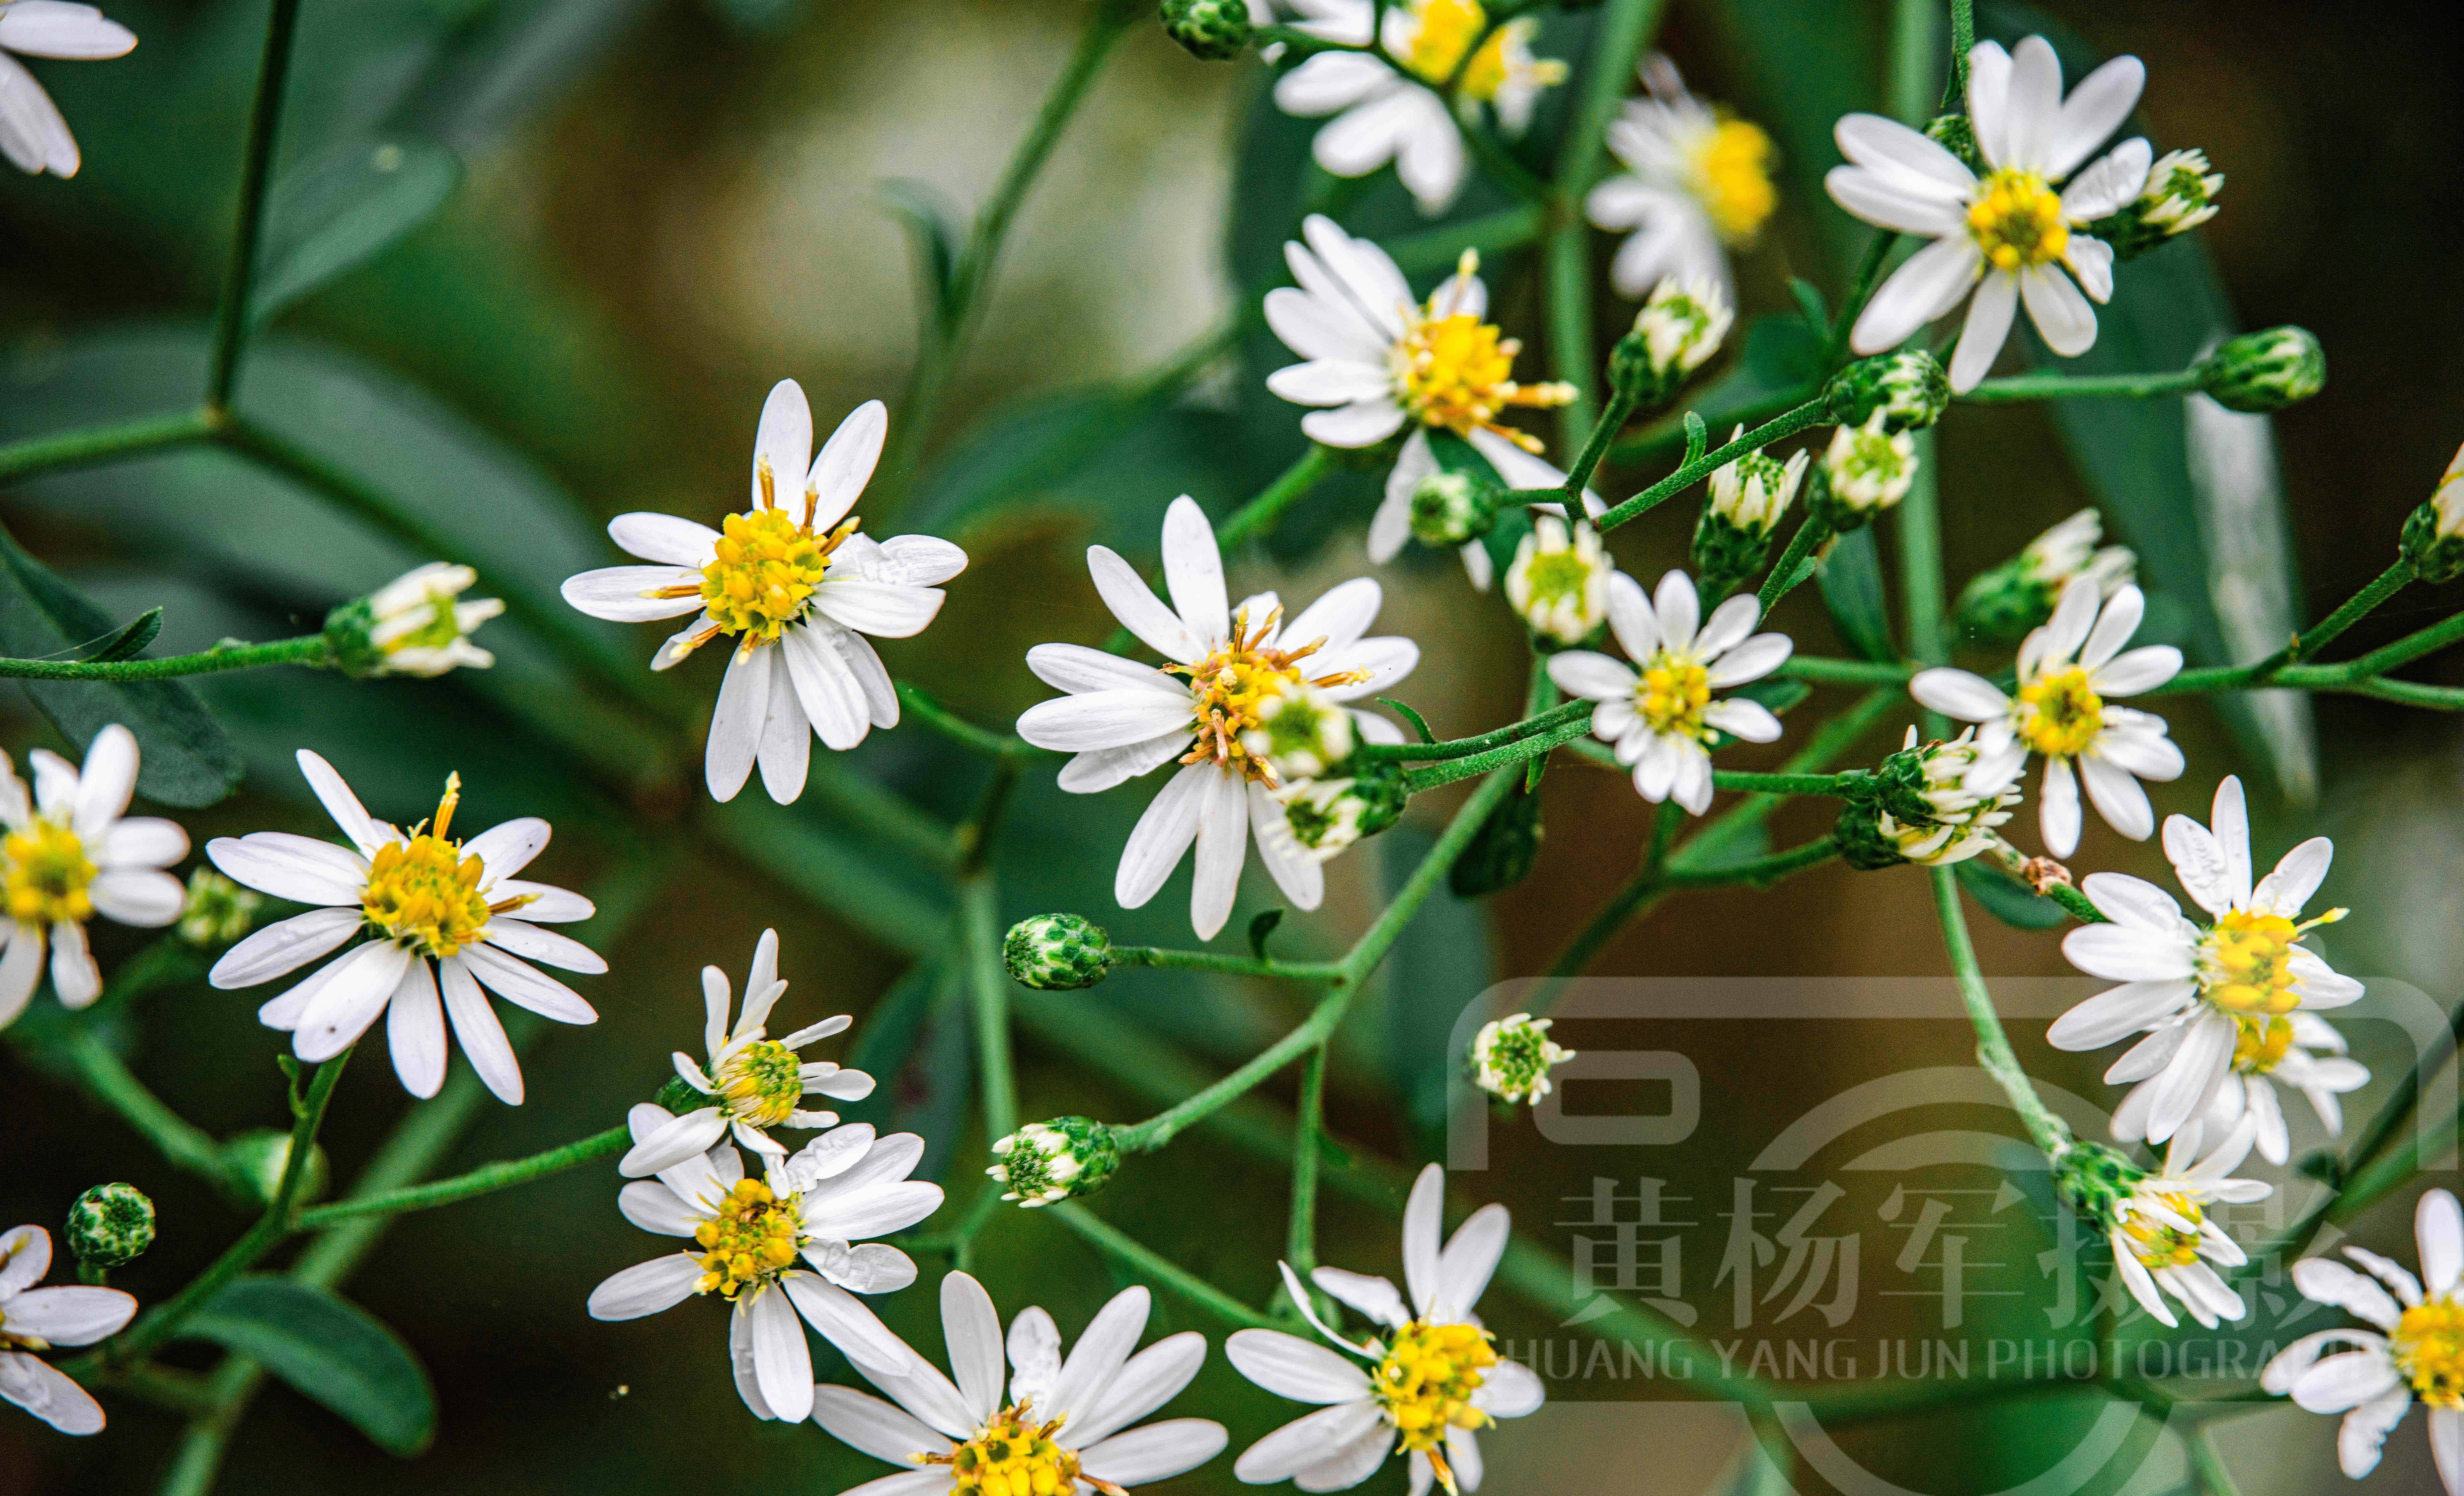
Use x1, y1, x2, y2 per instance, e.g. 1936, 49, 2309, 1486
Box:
177, 1277, 438, 1458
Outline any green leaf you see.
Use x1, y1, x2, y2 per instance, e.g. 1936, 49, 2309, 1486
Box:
78, 607, 161, 663
0, 528, 240, 807
1817, 524, 1898, 662
1246, 908, 1284, 961
178, 1277, 436, 1458
251, 135, 463, 323
1954, 858, 2069, 931
1376, 696, 1437, 744
879, 178, 965, 331
1376, 825, 1494, 1141
1788, 276, 1831, 334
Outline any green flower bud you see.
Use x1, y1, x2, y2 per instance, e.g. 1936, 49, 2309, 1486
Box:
1450, 780, 1543, 897
1954, 508, 2134, 643
1160, 0, 1251, 60
65, 1183, 155, 1269
2198, 327, 2324, 414
1468, 1013, 1573, 1105
1808, 411, 1918, 533
1274, 762, 1407, 861
1406, 469, 1502, 547
653, 1074, 704, 1114
2088, 148, 2223, 260
987, 1117, 1120, 1207
1825, 350, 1949, 433
1838, 726, 2024, 870
2051, 1140, 2148, 1228
2400, 443, 2464, 585
1693, 434, 1805, 596
178, 868, 263, 947
1002, 914, 1113, 992
1923, 112, 1979, 171
1611, 277, 1732, 409
1503, 516, 1610, 646
220, 1129, 329, 1210
325, 562, 503, 678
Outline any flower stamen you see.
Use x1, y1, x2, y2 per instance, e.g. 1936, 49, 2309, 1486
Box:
2013, 666, 2103, 757
2395, 1299, 2464, 1410
361, 773, 494, 959
690, 1177, 802, 1300
1373, 1320, 1495, 1470
3, 817, 95, 927
1968, 168, 2070, 272
1392, 252, 1575, 452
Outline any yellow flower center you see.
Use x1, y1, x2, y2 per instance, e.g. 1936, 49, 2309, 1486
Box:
2014, 666, 2103, 757
1172, 606, 1367, 786
360, 774, 511, 959
4, 817, 94, 927
2231, 1013, 2296, 1075
1374, 1320, 1495, 1459
2396, 1299, 2464, 1410
1391, 253, 1574, 453
1403, 0, 1507, 98
2121, 1191, 2206, 1269
2201, 910, 2303, 1016
929, 1403, 1082, 1496
1968, 168, 2069, 273
691, 1178, 803, 1300
1633, 653, 1712, 739
700, 507, 833, 643
1686, 119, 1778, 243
715, 1039, 804, 1128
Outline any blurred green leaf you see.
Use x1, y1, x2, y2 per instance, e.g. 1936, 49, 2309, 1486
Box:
838, 955, 946, 1135
1741, 314, 1825, 392
0, 528, 240, 806
900, 971, 975, 1183
180, 1276, 436, 1458
1377, 824, 1492, 1141
395, 0, 659, 157
1817, 524, 1898, 662
1954, 857, 2069, 931
879, 178, 965, 333
80, 606, 162, 663
251, 134, 462, 323
703, 796, 949, 961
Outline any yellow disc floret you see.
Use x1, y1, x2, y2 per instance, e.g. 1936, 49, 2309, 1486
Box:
1374, 1320, 1495, 1464
1392, 252, 1575, 452
715, 1039, 805, 1128
1173, 604, 1369, 786
4, 817, 95, 927
700, 508, 832, 643
1687, 119, 1778, 243
2395, 1299, 2464, 1410
2231, 1013, 2296, 1074
691, 1177, 804, 1300
929, 1403, 1083, 1496
1968, 168, 2069, 273
2201, 910, 2303, 1016
361, 774, 498, 959
2120, 1191, 2206, 1270
1401, 0, 1553, 102
1633, 653, 1713, 739
2014, 666, 2103, 757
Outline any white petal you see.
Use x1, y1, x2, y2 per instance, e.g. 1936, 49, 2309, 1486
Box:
811, 578, 944, 641
1993, 36, 2065, 173
2047, 979, 2196, 1050
1948, 272, 2019, 392
70, 725, 134, 840
939, 1271, 1005, 1423
2292, 1257, 2402, 1332
2338, 1387, 2413, 1480
489, 880, 592, 923
384, 958, 448, 1099
2039, 754, 2082, 856
1433, 1203, 1508, 1323
1087, 546, 1202, 663
2089, 644, 2181, 696
439, 958, 522, 1102
2430, 1406, 2464, 1495
2253, 837, 2334, 919
2079, 871, 2186, 930
465, 817, 550, 882
1825, 164, 1970, 238
1228, 1329, 1373, 1404
1301, 400, 1408, 448
619, 1107, 729, 1179
1188, 765, 1248, 940
706, 643, 771, 801
1652, 570, 1700, 652
1159, 495, 1230, 642
811, 1384, 944, 1467
609, 512, 722, 567
806, 399, 888, 531
1285, 578, 1382, 657
1547, 651, 1635, 704
1401, 1163, 1443, 1318
1264, 285, 1385, 365
1026, 643, 1183, 698
586, 1253, 702, 1320
1079, 1421, 1229, 1486
2078, 752, 2155, 840
1848, 235, 1982, 354
294, 940, 412, 1062
1693, 595, 1765, 662
1835, 111, 1977, 190
560, 565, 706, 622
1057, 734, 1185, 796
1909, 669, 2008, 723
1311, 1268, 1410, 1329
2421, 1189, 2464, 1296
1268, 359, 1395, 407
746, 1285, 817, 1423
1047, 1285, 1152, 1426
0, 1284, 134, 1345
2060, 139, 2152, 220
2018, 264, 2098, 357
0, 4, 135, 59
1234, 1400, 1386, 1485
750, 381, 815, 513
2045, 55, 2145, 180
1250, 782, 1325, 911
1017, 689, 1194, 753
206, 832, 367, 906
1475, 1358, 1545, 1417
460, 942, 596, 1025
0, 1350, 105, 1434
779, 622, 871, 751
1114, 763, 1210, 909
2293, 1351, 2403, 1415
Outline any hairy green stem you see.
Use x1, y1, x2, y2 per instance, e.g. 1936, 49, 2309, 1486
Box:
1047, 1204, 1280, 1330
2285, 559, 2418, 666
207, 0, 304, 407
1608, 386, 1814, 469
0, 633, 329, 681
0, 408, 217, 485
1757, 513, 1834, 615
1286, 1044, 1329, 1281
1591, 399, 1830, 532
1357, 699, 1591, 763
291, 1125, 628, 1228
1957, 368, 2205, 403
1559, 381, 1642, 507
1931, 867, 2068, 1152
1779, 655, 1917, 686
1542, 0, 1663, 446
1401, 715, 1597, 791
1108, 945, 1342, 982
1899, 429, 1947, 734
1889, 0, 1941, 126
964, 876, 1019, 1142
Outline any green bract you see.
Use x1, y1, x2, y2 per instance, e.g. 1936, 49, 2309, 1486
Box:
1003, 913, 1114, 991
1825, 350, 1948, 433
66, 1182, 156, 1268
1159, 0, 1250, 60
2198, 326, 2325, 413
987, 1117, 1120, 1206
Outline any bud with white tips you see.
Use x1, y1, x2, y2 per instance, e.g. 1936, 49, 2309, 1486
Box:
1954, 508, 2135, 643
1469, 1012, 1574, 1105
2401, 443, 2464, 584
1837, 726, 2025, 870
1693, 434, 1805, 597
1160, 0, 1252, 60
2090, 149, 2224, 260
2198, 327, 2324, 414
987, 1117, 1120, 1207
1809, 411, 1918, 532
1825, 349, 1948, 433
1242, 684, 1356, 783
1407, 469, 1502, 547
1274, 765, 1407, 861
1610, 277, 1731, 409
325, 562, 503, 678
1504, 516, 1611, 645
1002, 914, 1113, 991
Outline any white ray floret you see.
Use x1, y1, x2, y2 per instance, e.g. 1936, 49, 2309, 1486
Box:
587, 1111, 943, 1424
1584, 56, 1777, 302
0, 1225, 137, 1435
561, 387, 967, 805
811, 1271, 1228, 1496
205, 752, 604, 1104
1016, 496, 1418, 939
0, 2, 137, 178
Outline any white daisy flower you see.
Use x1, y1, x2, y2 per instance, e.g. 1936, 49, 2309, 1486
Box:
1584, 56, 1778, 302
1503, 516, 1611, 645
2052, 775, 2362, 1151
812, 1271, 1228, 1496
560, 387, 968, 805
0, 1225, 136, 1435
1545, 569, 1793, 816
2101, 1115, 2270, 1329
619, 928, 877, 1177
0, 3, 136, 178
587, 1111, 942, 1424
205, 752, 604, 1104
1911, 576, 2182, 856
1015, 496, 1418, 940
0, 724, 189, 1030
1229, 1163, 1542, 1493
354, 562, 502, 677
2194, 1010, 2369, 1167
2264, 1189, 2464, 1493
1270, 0, 1566, 215
1826, 36, 2156, 390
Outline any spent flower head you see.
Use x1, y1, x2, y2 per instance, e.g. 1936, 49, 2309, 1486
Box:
176, 868, 262, 947
1469, 1013, 1572, 1105
1405, 469, 1501, 548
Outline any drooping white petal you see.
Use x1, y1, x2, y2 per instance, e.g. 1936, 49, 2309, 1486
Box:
1114, 763, 1211, 909
746, 1284, 817, 1423
384, 958, 448, 1099
1188, 766, 1249, 941
1233, 1399, 1388, 1485
2338, 1386, 2413, 1480
0, 1350, 106, 1434
2078, 753, 2155, 841
1249, 782, 1324, 911
2017, 264, 2098, 357
2420, 1189, 2464, 1297
585, 1253, 702, 1320
293, 939, 413, 1062
1228, 1329, 1374, 1405
207, 832, 368, 907
459, 942, 596, 1025
1948, 271, 2019, 392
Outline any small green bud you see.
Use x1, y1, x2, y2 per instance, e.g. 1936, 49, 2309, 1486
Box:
220, 1129, 329, 1210
1406, 469, 1502, 547
1159, 0, 1251, 60
1838, 726, 2023, 869
325, 562, 502, 678
1923, 112, 1979, 171
1503, 516, 1610, 646
1003, 914, 1113, 991
1694, 435, 1805, 596
2088, 148, 2223, 260
1450, 779, 1543, 897
1954, 508, 2134, 643
652, 1075, 704, 1114
178, 868, 263, 947
65, 1183, 155, 1269
1833, 799, 1911, 871
1468, 1013, 1573, 1105
1611, 277, 1732, 409
987, 1117, 1120, 1206
2052, 1140, 2148, 1227
2401, 443, 2464, 584
2198, 327, 2324, 414
1825, 350, 1949, 433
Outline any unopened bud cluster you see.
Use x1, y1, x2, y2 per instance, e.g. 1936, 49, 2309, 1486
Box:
2089, 149, 2223, 260
2052, 1140, 2146, 1228
65, 1182, 154, 1269
1468, 1013, 1573, 1105
1504, 516, 1611, 645
1825, 350, 1947, 433
1159, 0, 1252, 60
2401, 443, 2464, 585
1003, 913, 1113, 991
988, 1117, 1120, 1207
2198, 327, 2324, 414
177, 867, 262, 947
1407, 470, 1502, 548
1693, 435, 1806, 597
325, 562, 503, 678
1837, 727, 2024, 870
1275, 762, 1408, 861
1955, 508, 2134, 643
1610, 277, 1730, 410
1808, 412, 1918, 533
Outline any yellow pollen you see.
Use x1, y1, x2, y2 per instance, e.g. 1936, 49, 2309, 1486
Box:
1402, 0, 1509, 99
1170, 606, 1365, 785
2014, 666, 2103, 757
2201, 909, 2306, 1016
691, 1178, 803, 1300
2231, 1013, 2296, 1075
2120, 1191, 2206, 1270
2396, 1299, 2464, 1410
3, 817, 95, 927
1374, 1321, 1495, 1461
696, 507, 857, 647
929, 1403, 1088, 1496
1686, 119, 1778, 242
361, 773, 492, 959
1633, 653, 1712, 739
715, 1039, 804, 1128
1392, 253, 1574, 452
1968, 168, 2070, 273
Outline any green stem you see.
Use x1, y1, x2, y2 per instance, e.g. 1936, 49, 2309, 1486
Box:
2185, 1426, 2245, 1496
1046, 1204, 1279, 1330
1931, 867, 2068, 1153
1778, 655, 1916, 687
1559, 381, 1641, 507
207, 0, 303, 408
1590, 399, 1830, 533
2285, 559, 2417, 666
898, 681, 1042, 759
963, 877, 1019, 1142
1756, 512, 1834, 615
1108, 945, 1342, 982
1545, 222, 1601, 450
0, 408, 217, 485
1889, 0, 1941, 126
1356, 699, 1591, 762
111, 1051, 351, 1362
1667, 835, 1842, 890
291, 1125, 628, 1228
1286, 1044, 1328, 1280
1898, 429, 1947, 733
1957, 368, 2205, 403
1608, 386, 1815, 469
1824, 234, 1900, 371
1218, 444, 1342, 550
1708, 769, 1863, 796
61, 1028, 229, 1186
1983, 838, 2108, 923
1944, 0, 1974, 107
1400, 716, 1597, 792
0, 633, 329, 681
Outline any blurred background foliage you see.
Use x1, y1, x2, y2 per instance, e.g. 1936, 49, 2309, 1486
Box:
4, 0, 2464, 1492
